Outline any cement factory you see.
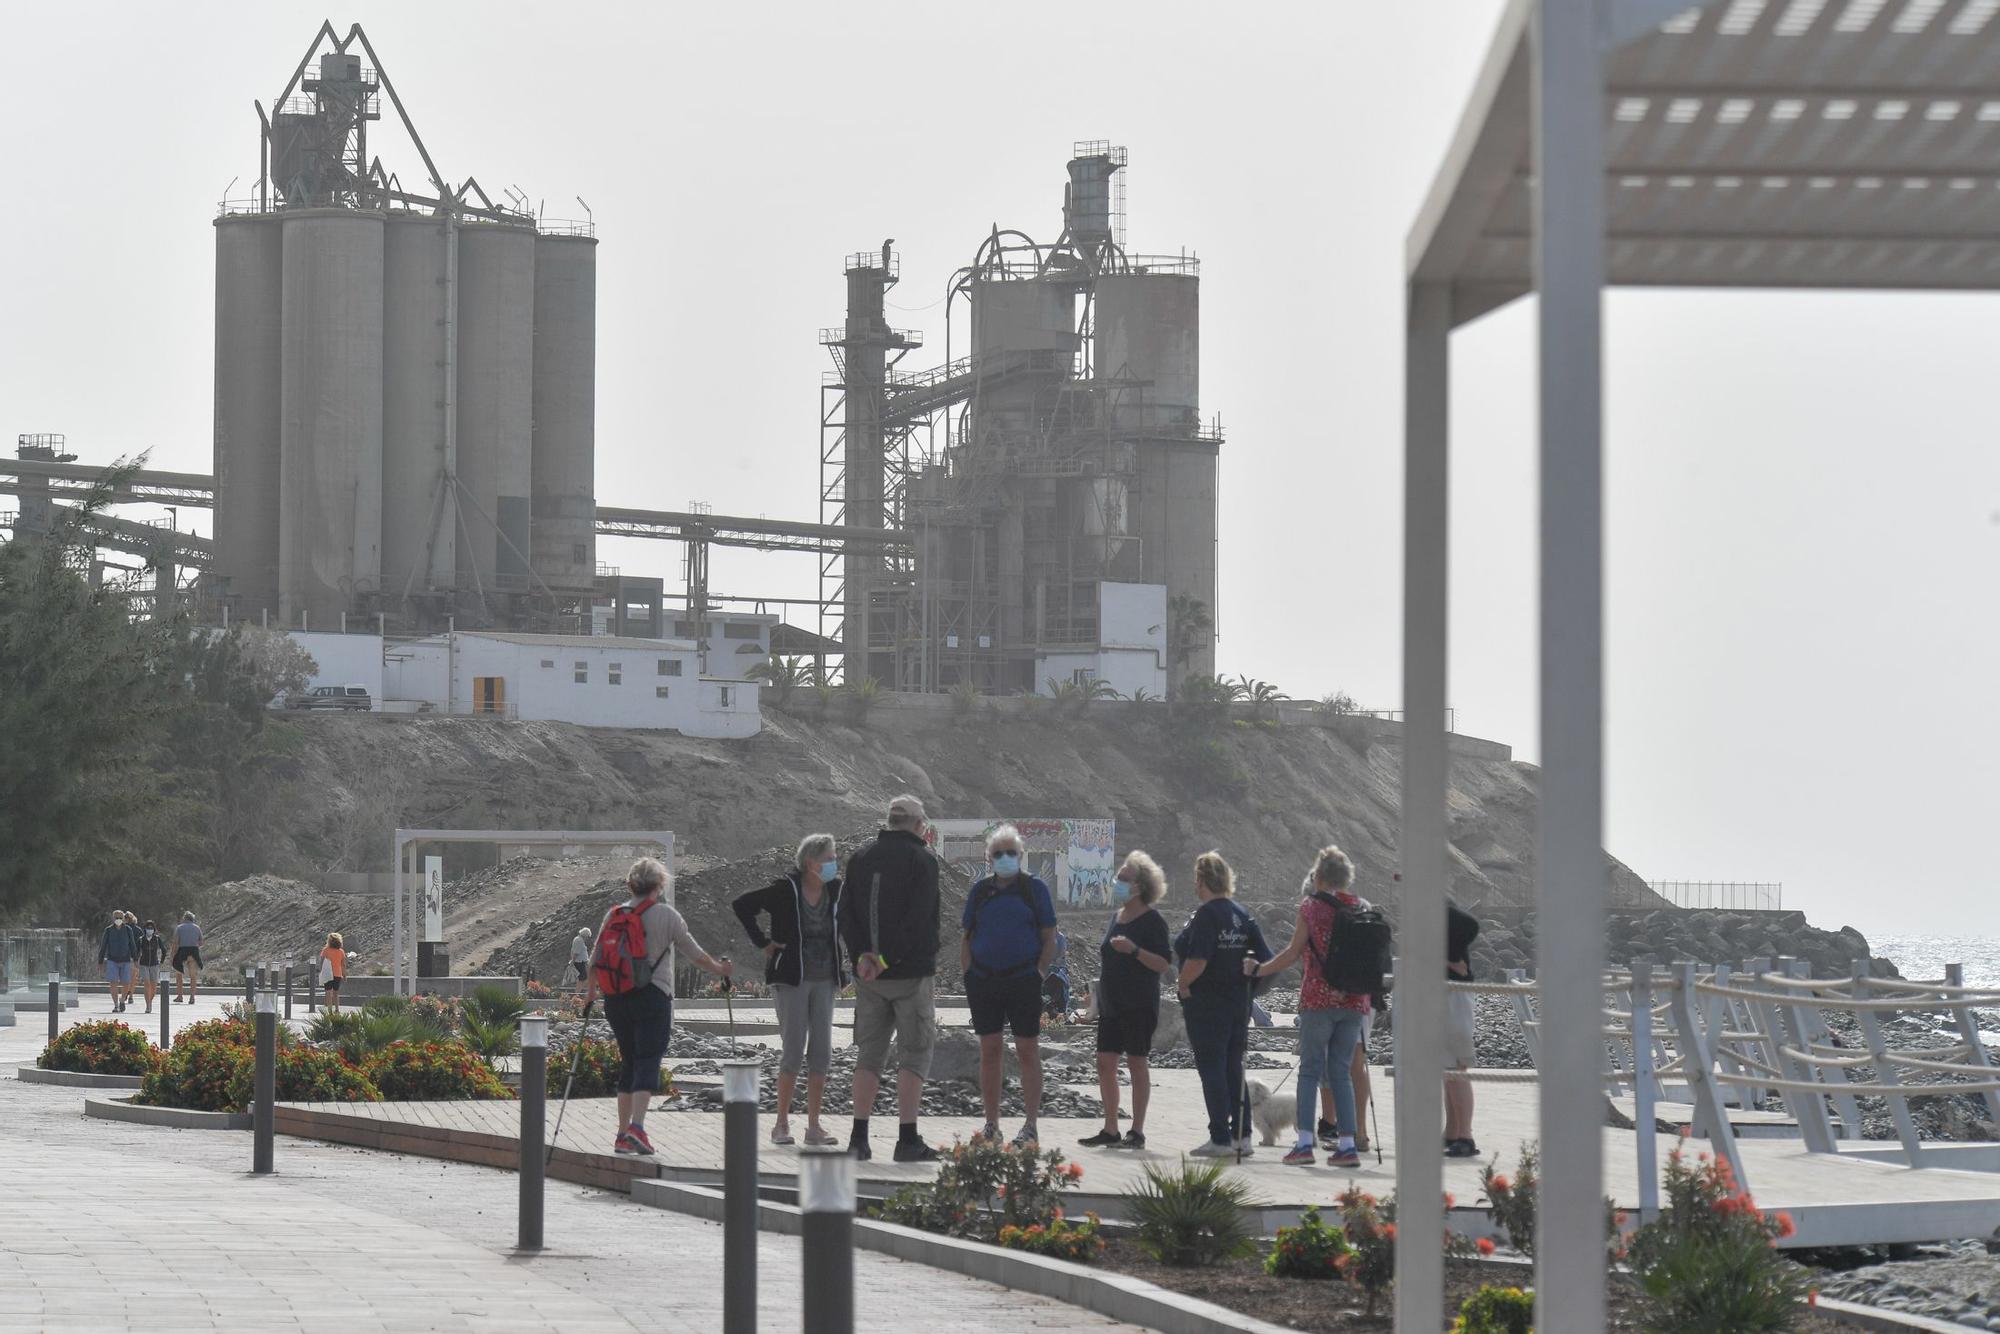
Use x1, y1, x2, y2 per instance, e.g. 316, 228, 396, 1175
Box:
0, 21, 1221, 726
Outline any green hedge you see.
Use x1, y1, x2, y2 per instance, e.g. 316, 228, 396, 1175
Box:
39, 1020, 162, 1077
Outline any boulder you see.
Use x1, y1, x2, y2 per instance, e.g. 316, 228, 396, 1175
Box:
1150, 999, 1188, 1054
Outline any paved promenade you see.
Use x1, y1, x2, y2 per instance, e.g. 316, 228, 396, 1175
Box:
1, 1071, 1138, 1332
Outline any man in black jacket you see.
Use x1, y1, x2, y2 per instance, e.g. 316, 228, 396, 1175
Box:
836, 794, 941, 1162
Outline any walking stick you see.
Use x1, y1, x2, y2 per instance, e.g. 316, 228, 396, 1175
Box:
1369, 1092, 1383, 1165
546, 998, 593, 1167
723, 973, 736, 1048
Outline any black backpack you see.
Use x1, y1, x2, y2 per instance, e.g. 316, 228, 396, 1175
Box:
1309, 893, 1393, 998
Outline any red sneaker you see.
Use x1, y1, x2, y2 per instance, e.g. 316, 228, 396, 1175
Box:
625, 1123, 656, 1156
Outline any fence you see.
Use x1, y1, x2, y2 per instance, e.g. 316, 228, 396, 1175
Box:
1647, 881, 1783, 911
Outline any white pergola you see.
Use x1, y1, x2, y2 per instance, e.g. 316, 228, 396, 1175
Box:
1399, 1, 2000, 1329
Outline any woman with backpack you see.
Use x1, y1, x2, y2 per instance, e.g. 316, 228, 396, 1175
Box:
1249, 846, 1373, 1167
1174, 851, 1272, 1159
582, 857, 732, 1157
731, 833, 844, 1147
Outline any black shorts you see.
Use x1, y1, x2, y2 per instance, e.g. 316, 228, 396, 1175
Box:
1096, 1005, 1158, 1057
967, 970, 1044, 1039
172, 947, 201, 971
572, 961, 587, 982
603, 986, 673, 1093
324, 977, 342, 991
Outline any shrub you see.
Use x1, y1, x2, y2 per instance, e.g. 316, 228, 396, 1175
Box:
998, 1213, 1105, 1265
524, 979, 554, 999
365, 1041, 514, 1101
1453, 1284, 1535, 1334
1125, 1158, 1260, 1267
875, 1140, 1087, 1239
1481, 1143, 1541, 1256
362, 994, 409, 1018
1266, 1204, 1351, 1280
39, 1020, 161, 1076
174, 1016, 256, 1049
546, 1036, 670, 1099
1336, 1186, 1399, 1317
949, 680, 981, 717
138, 1037, 253, 1112
408, 993, 462, 1036
1625, 1147, 1806, 1334
226, 1044, 380, 1107
464, 984, 525, 1028
306, 1008, 364, 1048
460, 1013, 520, 1067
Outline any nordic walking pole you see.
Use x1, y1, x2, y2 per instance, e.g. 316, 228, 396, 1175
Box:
723, 973, 737, 1048
1369, 1092, 1383, 1165
546, 998, 593, 1167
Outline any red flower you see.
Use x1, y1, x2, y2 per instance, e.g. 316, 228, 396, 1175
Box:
1064, 1162, 1084, 1181
1475, 1238, 1496, 1256
1488, 1174, 1511, 1193
1773, 1212, 1796, 1239
1444, 1192, 1456, 1209
1382, 1223, 1397, 1241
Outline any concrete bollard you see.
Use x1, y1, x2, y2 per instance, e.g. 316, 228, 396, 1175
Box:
799, 1147, 855, 1334
243, 964, 254, 1007
160, 983, 171, 1051
47, 973, 60, 1046
284, 960, 294, 1020
253, 989, 276, 1175
518, 1015, 548, 1251
723, 1059, 760, 1334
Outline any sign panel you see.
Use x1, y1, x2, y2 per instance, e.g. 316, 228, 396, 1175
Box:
423, 856, 444, 943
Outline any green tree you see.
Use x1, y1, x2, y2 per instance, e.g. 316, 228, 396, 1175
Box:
1167, 593, 1212, 680
748, 654, 810, 709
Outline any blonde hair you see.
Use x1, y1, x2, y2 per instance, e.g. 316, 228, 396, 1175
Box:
628, 856, 670, 897
1193, 851, 1235, 898
1312, 845, 1355, 893
1118, 850, 1167, 905
326, 932, 343, 949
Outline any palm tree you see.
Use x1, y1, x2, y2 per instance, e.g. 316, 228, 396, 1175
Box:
1168, 594, 1213, 678
1233, 676, 1288, 723
748, 655, 810, 709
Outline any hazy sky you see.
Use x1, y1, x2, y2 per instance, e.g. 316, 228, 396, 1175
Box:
4, 3, 1995, 939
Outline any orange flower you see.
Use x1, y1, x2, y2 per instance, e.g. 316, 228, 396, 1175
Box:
1773, 1211, 1796, 1239
1065, 1162, 1085, 1181
1614, 1210, 1629, 1228
1444, 1192, 1456, 1209
1475, 1238, 1496, 1256
1488, 1174, 1511, 1193
1382, 1223, 1397, 1241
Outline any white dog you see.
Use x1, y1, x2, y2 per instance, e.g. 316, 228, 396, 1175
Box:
1246, 1077, 1297, 1147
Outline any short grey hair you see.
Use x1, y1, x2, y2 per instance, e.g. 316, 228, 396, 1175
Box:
796, 833, 837, 870
1118, 850, 1167, 905
887, 794, 927, 830
575, 926, 592, 940
985, 823, 1024, 856
627, 856, 670, 897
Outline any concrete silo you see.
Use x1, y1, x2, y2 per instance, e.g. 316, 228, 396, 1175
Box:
454, 222, 537, 606
380, 211, 454, 607
212, 213, 284, 621
529, 233, 598, 595
278, 207, 385, 627
968, 278, 1073, 448
1093, 273, 1198, 434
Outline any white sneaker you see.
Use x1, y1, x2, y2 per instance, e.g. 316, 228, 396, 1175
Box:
1236, 1136, 1256, 1157
1190, 1140, 1231, 1158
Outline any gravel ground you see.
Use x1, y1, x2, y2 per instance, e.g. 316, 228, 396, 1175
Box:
1815, 1241, 2000, 1330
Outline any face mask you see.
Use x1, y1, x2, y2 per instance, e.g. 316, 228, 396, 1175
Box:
1111, 880, 1132, 905
818, 859, 840, 882
992, 853, 1021, 878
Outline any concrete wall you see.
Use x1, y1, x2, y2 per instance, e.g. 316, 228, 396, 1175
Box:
449, 636, 759, 738
285, 630, 385, 706
384, 637, 448, 706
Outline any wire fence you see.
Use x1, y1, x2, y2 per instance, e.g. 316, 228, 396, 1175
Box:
1647, 881, 1784, 911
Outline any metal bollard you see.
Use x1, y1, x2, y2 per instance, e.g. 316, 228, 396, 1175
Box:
47, 973, 60, 1045
723, 1059, 760, 1334
799, 1147, 855, 1334
160, 982, 171, 1051
243, 964, 254, 1007
284, 960, 294, 1020
518, 1015, 548, 1251
253, 989, 276, 1174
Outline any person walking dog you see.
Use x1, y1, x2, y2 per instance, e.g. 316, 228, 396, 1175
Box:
733, 834, 846, 1147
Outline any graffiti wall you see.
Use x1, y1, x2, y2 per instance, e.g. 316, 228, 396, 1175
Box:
932, 818, 1118, 907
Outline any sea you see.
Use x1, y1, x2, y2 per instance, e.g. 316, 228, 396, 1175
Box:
1869, 933, 2000, 992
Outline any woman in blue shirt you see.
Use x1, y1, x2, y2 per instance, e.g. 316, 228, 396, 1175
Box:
1173, 851, 1272, 1158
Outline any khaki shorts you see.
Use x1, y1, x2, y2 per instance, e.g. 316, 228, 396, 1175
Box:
852, 975, 936, 1078
1445, 990, 1477, 1068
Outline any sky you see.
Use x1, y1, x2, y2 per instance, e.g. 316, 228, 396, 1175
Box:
3, 2, 1995, 940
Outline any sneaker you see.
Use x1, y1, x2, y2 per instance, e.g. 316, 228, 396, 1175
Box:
892, 1138, 939, 1163
1236, 1135, 1256, 1156
804, 1126, 840, 1147
770, 1123, 794, 1146
1330, 1149, 1362, 1168
1115, 1130, 1147, 1151
849, 1138, 873, 1161
1190, 1140, 1231, 1158
1077, 1129, 1123, 1148
614, 1130, 641, 1156
1282, 1144, 1316, 1166
1444, 1138, 1479, 1158
625, 1124, 656, 1156
1011, 1124, 1039, 1150
978, 1122, 1001, 1144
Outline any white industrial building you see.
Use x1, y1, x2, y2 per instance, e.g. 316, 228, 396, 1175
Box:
1033, 582, 1168, 700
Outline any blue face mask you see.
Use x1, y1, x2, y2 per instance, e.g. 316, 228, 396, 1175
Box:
992, 852, 1021, 878
1111, 880, 1132, 905
818, 859, 840, 882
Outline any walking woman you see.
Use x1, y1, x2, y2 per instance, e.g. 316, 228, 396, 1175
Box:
1249, 847, 1370, 1167
318, 933, 347, 1012
583, 857, 733, 1158
732, 834, 845, 1147
1078, 850, 1172, 1151
1175, 851, 1272, 1158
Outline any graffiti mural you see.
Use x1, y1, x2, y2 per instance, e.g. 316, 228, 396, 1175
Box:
932, 818, 1118, 907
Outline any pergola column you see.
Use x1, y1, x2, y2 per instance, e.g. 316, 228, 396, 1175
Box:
1533, 1, 1609, 1329
1395, 279, 1451, 1334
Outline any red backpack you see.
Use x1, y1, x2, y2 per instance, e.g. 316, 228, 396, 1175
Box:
593, 900, 664, 996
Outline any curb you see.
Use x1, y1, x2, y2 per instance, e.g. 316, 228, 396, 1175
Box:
633, 1178, 1300, 1334
19, 1068, 146, 1089
84, 1095, 251, 1130
1814, 1296, 1988, 1332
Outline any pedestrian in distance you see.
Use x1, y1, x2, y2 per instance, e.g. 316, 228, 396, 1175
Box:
99, 912, 136, 1012
136, 920, 169, 1014
582, 857, 733, 1158
569, 927, 593, 986
318, 933, 347, 1012
1249, 847, 1375, 1168
1078, 850, 1172, 1152
732, 833, 846, 1148
1175, 851, 1272, 1159
837, 794, 942, 1163
960, 824, 1058, 1148
171, 911, 203, 1003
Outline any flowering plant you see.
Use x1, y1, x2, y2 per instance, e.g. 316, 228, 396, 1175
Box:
39, 1020, 162, 1076
873, 1140, 1085, 1239
1624, 1146, 1807, 1332
1265, 1204, 1350, 1279
998, 1212, 1105, 1264
137, 1037, 253, 1111
364, 1040, 514, 1101
226, 1043, 381, 1107
1452, 1284, 1535, 1334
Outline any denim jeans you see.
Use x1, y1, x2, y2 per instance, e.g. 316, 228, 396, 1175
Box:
1183, 993, 1250, 1146
1296, 1006, 1365, 1139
